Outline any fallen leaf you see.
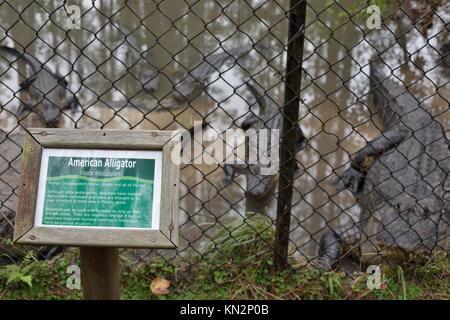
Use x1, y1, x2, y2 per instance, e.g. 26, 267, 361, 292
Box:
150, 277, 171, 295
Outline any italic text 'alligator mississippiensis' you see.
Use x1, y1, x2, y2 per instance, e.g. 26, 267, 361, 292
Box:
318, 57, 450, 269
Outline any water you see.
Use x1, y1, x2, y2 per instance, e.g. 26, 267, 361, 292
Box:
0, 0, 448, 262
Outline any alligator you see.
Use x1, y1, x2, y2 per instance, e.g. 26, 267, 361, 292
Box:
318, 58, 450, 269
0, 130, 64, 265
223, 82, 306, 205
0, 45, 79, 126
172, 46, 264, 102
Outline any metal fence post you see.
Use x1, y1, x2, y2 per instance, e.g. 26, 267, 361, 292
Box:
274, 0, 307, 270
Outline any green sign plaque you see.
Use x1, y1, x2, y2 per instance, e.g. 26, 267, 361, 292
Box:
41, 156, 156, 229
14, 129, 180, 248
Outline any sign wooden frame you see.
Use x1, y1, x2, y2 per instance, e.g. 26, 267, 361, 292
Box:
13, 128, 180, 249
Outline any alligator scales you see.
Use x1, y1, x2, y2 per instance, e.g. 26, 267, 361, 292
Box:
318, 58, 450, 269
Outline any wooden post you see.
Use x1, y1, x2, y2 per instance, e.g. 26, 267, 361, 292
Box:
80, 247, 121, 300
274, 0, 307, 270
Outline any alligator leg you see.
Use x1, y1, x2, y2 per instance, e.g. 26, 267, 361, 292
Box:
337, 124, 409, 193
318, 224, 361, 270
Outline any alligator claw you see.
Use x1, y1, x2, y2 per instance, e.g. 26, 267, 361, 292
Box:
335, 167, 365, 194
311, 257, 333, 271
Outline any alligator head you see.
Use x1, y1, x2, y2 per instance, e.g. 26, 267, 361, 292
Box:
1, 45, 79, 127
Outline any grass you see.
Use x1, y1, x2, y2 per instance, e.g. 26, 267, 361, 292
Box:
1, 215, 449, 300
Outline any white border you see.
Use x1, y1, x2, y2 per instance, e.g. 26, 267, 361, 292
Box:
34, 148, 162, 230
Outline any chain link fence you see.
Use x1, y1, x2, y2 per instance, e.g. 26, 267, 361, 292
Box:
0, 0, 449, 274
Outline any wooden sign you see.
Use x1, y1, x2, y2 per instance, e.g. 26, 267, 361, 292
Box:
14, 128, 180, 249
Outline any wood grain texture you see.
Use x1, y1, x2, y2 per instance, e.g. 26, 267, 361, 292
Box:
80, 247, 120, 300
15, 128, 181, 249
160, 143, 180, 246
29, 128, 176, 149
18, 227, 174, 248
13, 133, 42, 241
